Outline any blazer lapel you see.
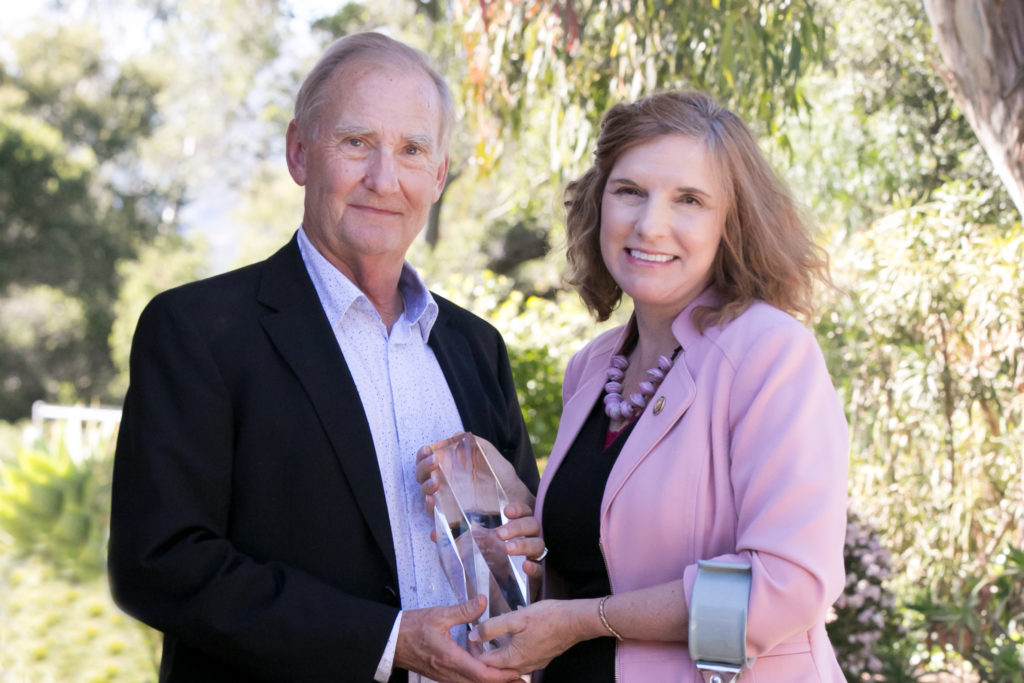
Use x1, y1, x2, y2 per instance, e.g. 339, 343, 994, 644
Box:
603, 356, 697, 506
256, 237, 397, 579
602, 292, 713, 502
535, 329, 621, 516
546, 371, 605, 477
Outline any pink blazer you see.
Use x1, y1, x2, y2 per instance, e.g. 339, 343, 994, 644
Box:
536, 289, 849, 682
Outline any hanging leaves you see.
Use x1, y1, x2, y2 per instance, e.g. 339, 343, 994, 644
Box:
452, 0, 828, 175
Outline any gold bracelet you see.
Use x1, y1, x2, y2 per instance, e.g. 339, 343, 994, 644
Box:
598, 595, 624, 641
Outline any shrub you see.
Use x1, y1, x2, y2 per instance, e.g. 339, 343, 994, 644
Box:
0, 436, 110, 579
828, 511, 912, 681
912, 547, 1024, 683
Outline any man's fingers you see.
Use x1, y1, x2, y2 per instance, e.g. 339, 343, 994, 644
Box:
415, 450, 437, 484
450, 594, 487, 626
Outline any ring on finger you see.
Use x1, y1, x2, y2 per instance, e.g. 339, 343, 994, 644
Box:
528, 546, 549, 562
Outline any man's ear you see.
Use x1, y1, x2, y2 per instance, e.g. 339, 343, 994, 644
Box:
433, 154, 450, 202
285, 120, 307, 186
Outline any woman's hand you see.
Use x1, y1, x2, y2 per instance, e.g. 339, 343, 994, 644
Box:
415, 435, 537, 516
497, 501, 545, 596
416, 434, 544, 593
470, 599, 601, 674
475, 436, 536, 511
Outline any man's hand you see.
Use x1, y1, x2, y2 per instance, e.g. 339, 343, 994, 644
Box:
415, 444, 443, 518
394, 596, 523, 683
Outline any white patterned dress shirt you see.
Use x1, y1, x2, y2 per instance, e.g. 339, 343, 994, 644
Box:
298, 227, 464, 683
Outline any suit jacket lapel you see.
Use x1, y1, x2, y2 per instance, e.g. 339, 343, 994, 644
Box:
256, 237, 397, 579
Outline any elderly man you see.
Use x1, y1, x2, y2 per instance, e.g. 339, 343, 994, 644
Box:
109, 32, 539, 683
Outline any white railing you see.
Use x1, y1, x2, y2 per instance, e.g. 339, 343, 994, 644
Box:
29, 401, 122, 464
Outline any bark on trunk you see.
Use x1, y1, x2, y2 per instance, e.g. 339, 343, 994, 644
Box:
924, 0, 1024, 218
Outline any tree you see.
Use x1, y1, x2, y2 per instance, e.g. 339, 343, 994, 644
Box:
454, 0, 828, 168
0, 24, 165, 419
924, 0, 1024, 218
0, 1, 296, 419
782, 0, 1011, 234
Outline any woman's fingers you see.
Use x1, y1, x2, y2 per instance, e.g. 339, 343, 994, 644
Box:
469, 610, 520, 645
501, 501, 534, 519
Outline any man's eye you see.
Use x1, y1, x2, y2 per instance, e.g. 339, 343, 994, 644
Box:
345, 138, 363, 147
405, 146, 422, 155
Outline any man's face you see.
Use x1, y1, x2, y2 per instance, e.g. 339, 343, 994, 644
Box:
287, 59, 448, 280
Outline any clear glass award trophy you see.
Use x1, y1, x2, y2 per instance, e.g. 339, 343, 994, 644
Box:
427, 432, 530, 652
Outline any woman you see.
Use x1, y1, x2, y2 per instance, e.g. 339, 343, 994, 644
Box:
467, 89, 848, 682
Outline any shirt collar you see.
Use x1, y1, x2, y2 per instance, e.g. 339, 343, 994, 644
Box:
296, 226, 438, 341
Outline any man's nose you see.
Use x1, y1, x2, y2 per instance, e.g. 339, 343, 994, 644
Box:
364, 150, 400, 194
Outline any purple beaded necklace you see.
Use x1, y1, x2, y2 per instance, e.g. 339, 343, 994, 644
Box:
603, 345, 682, 421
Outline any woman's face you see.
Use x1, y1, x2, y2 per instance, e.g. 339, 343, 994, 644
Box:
599, 134, 727, 321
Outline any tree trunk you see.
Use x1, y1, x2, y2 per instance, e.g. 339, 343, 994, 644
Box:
924, 0, 1024, 218
425, 168, 461, 248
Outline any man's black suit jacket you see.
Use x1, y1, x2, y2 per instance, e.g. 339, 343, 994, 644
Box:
108, 236, 539, 682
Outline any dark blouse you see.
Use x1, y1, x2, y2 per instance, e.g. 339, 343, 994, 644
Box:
540, 396, 637, 682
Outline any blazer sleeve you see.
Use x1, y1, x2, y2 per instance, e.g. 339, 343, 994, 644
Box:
108, 293, 398, 682
684, 321, 849, 657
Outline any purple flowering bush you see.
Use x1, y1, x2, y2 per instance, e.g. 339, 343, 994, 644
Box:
827, 511, 909, 681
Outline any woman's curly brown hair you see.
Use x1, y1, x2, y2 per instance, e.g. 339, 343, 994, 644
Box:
564, 89, 830, 330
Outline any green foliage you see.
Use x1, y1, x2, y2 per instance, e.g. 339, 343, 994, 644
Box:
0, 24, 167, 419
0, 434, 111, 580
109, 233, 208, 394
818, 183, 1024, 674
0, 419, 160, 679
455, 0, 827, 168
0, 285, 92, 418
0, 554, 160, 682
1, 0, 296, 419
434, 271, 610, 459
784, 0, 1011, 233
0, 421, 159, 679
911, 547, 1024, 683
